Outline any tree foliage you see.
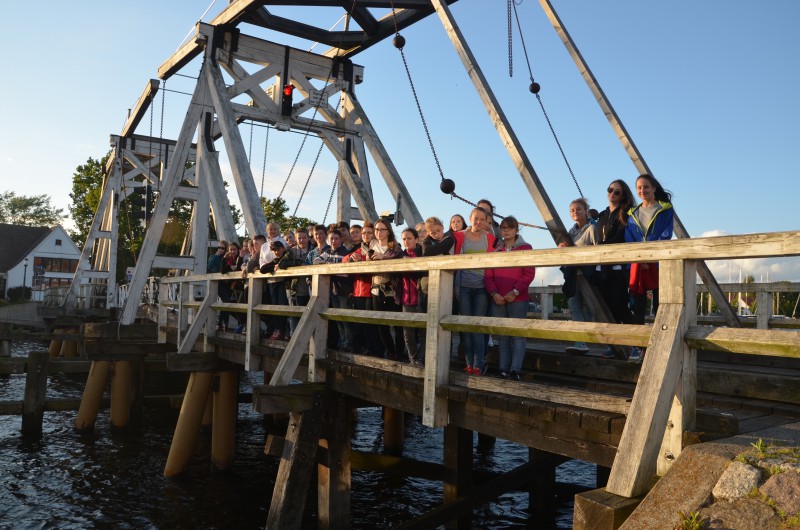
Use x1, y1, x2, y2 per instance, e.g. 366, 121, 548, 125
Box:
0, 191, 64, 226
260, 196, 314, 234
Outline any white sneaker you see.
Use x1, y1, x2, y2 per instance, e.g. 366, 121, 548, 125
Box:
628, 347, 643, 363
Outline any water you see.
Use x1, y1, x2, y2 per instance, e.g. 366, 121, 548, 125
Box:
1, 341, 595, 529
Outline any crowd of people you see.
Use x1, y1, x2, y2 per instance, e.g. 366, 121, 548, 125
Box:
208, 173, 673, 378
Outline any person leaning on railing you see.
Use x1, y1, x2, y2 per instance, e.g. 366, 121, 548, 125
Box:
624, 173, 674, 362
369, 218, 404, 361
344, 221, 382, 357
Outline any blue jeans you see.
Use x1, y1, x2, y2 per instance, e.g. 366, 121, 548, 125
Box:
491, 300, 528, 373
458, 285, 488, 370
268, 282, 288, 335
568, 288, 593, 349
288, 294, 309, 336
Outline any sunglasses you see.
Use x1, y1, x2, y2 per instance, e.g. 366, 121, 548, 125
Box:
607, 188, 622, 196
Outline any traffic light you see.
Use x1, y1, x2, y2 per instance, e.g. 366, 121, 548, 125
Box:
281, 84, 294, 117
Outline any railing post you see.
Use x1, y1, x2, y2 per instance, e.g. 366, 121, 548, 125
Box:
308, 274, 330, 383
158, 280, 168, 344
422, 269, 453, 428
541, 292, 552, 321
177, 280, 191, 347
245, 275, 264, 371
203, 278, 218, 352
657, 260, 697, 476
756, 290, 771, 330
606, 259, 695, 497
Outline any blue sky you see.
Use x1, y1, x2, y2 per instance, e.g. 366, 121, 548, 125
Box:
1, 1, 798, 283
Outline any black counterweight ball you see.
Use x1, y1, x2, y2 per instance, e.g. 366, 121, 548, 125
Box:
393, 34, 406, 49
440, 178, 455, 194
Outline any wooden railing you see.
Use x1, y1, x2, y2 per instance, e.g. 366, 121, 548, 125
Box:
529, 282, 800, 329
157, 229, 800, 497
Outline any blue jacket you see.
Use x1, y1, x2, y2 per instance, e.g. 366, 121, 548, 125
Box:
625, 201, 674, 243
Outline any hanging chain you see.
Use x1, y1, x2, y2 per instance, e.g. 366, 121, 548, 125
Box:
248, 120, 254, 163
260, 125, 269, 198
507, 0, 513, 77
322, 175, 337, 225
512, 1, 583, 198
293, 96, 341, 218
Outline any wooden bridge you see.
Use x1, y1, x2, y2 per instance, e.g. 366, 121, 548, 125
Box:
111, 228, 799, 528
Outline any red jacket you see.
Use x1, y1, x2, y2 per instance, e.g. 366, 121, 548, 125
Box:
344, 247, 372, 298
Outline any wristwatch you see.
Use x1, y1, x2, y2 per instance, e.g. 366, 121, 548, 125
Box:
512, 288, 520, 296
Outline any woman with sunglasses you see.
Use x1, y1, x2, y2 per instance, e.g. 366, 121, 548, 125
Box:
596, 180, 636, 328
625, 174, 674, 360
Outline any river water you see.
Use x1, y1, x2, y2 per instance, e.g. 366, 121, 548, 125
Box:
1, 340, 596, 529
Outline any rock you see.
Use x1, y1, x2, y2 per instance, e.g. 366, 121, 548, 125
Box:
758, 458, 784, 469
761, 472, 800, 516
712, 461, 762, 501
782, 461, 800, 473
699, 498, 780, 530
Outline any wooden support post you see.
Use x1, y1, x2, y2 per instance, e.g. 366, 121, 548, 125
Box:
201, 391, 213, 430
422, 270, 453, 428
266, 390, 326, 530
528, 448, 556, 515
211, 371, 238, 471
756, 290, 771, 330
164, 371, 214, 477
383, 406, 404, 455
64, 330, 78, 358
110, 360, 132, 429
573, 488, 642, 530
541, 293, 552, 320
0, 339, 9, 358
245, 276, 264, 371
48, 329, 64, 357
657, 261, 697, 476
22, 351, 49, 435
75, 361, 111, 433
318, 395, 351, 530
477, 432, 496, 453
606, 260, 693, 497
444, 425, 473, 530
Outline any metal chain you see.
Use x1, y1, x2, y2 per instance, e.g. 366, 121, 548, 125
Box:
248, 120, 254, 163
260, 125, 269, 198
507, 0, 513, 77
512, 0, 583, 198
322, 175, 337, 224
293, 96, 341, 217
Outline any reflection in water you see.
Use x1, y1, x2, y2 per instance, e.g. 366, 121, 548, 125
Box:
1, 341, 595, 528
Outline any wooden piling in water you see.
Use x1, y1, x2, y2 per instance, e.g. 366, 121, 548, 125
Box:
110, 361, 132, 428
444, 425, 473, 529
48, 328, 63, 358
22, 351, 49, 435
164, 371, 214, 477
318, 395, 351, 529
75, 361, 111, 433
383, 406, 404, 454
211, 371, 238, 470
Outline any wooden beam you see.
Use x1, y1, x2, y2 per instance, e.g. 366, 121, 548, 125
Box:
254, 382, 326, 414
119, 63, 210, 324
22, 351, 49, 434
205, 61, 267, 237
267, 396, 326, 529
423, 270, 453, 427
270, 277, 330, 386
121, 79, 160, 138
684, 326, 800, 357
317, 394, 351, 529
606, 303, 689, 497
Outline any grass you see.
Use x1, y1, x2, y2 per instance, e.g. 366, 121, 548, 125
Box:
675, 511, 707, 530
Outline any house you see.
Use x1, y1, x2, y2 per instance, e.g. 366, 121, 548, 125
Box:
0, 224, 82, 301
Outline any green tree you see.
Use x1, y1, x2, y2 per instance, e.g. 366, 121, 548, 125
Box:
0, 191, 64, 226
260, 196, 314, 233
68, 156, 109, 246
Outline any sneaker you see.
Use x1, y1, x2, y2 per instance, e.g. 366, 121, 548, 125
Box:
234, 324, 245, 334
565, 344, 590, 356
269, 330, 283, 340
628, 347, 643, 363
599, 348, 615, 359
464, 365, 474, 374
499, 371, 509, 379
509, 371, 521, 382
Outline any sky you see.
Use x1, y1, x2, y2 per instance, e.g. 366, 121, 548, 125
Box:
1, 1, 798, 285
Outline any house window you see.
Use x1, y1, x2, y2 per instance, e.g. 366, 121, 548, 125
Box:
55, 239, 62, 246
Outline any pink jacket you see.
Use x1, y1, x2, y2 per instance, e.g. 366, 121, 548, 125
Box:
484, 236, 535, 303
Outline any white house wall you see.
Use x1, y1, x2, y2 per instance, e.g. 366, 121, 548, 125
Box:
5, 226, 83, 295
